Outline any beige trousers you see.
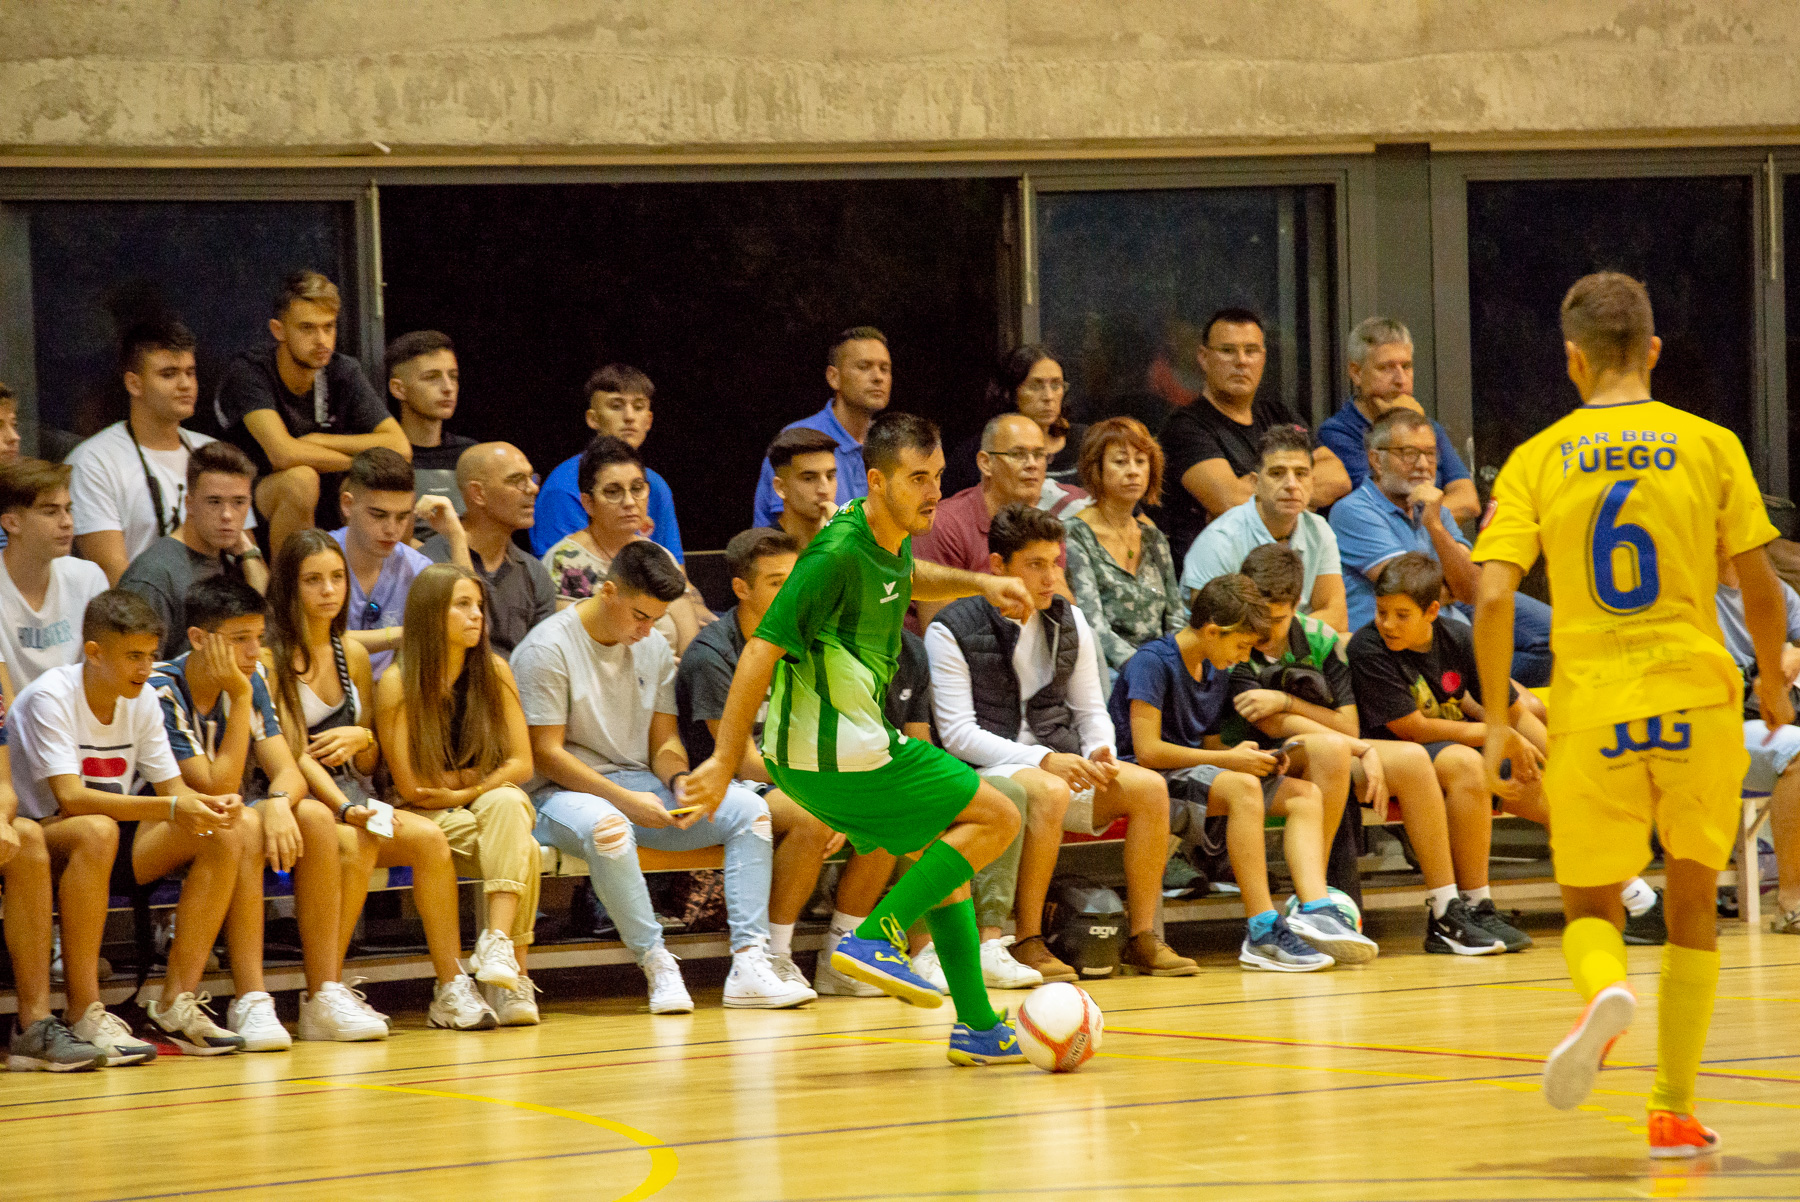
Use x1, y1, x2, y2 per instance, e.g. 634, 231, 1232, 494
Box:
409, 785, 540, 946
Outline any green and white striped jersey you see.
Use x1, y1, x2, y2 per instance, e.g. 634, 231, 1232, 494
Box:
756, 500, 912, 773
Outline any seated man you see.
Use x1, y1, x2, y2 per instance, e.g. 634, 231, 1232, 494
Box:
119, 441, 268, 660
1182, 424, 1348, 631
531, 365, 685, 563
1226, 544, 1526, 955
0, 460, 110, 699
1316, 316, 1480, 521
387, 330, 477, 542
763, 427, 841, 548
1112, 574, 1377, 972
514, 541, 806, 1011
1330, 409, 1553, 686
69, 319, 251, 584
422, 443, 555, 659
0, 382, 20, 469
751, 328, 889, 529
926, 503, 1195, 979
12, 590, 252, 1059
214, 270, 409, 555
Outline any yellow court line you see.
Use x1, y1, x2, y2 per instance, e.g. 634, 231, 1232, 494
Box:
1483, 983, 1800, 1003
1107, 1024, 1547, 1065
1588, 1087, 1800, 1111
299, 1078, 678, 1202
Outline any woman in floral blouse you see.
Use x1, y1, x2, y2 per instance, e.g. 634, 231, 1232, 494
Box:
1063, 418, 1188, 674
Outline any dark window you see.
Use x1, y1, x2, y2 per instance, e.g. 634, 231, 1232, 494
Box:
1786, 175, 1800, 498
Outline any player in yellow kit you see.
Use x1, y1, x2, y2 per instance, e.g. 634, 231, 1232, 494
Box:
1470, 272, 1795, 1159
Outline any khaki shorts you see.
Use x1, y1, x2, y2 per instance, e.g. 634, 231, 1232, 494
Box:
980, 762, 1106, 836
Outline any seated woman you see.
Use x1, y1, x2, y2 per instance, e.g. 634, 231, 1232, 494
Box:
263, 530, 498, 1031
1063, 418, 1189, 678
945, 344, 1089, 499
540, 435, 700, 653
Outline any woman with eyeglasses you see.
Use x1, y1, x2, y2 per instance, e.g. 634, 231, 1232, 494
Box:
540, 436, 699, 653
262, 530, 492, 1033
944, 345, 1089, 496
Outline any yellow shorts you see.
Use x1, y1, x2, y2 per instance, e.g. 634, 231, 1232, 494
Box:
1544, 704, 1747, 888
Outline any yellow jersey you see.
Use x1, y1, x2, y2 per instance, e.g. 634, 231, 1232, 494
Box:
1471, 399, 1777, 736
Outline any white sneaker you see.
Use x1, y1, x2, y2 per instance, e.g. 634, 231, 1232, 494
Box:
724, 945, 815, 1009
428, 974, 498, 1030
484, 976, 542, 1026
468, 929, 521, 992
147, 992, 245, 1056
299, 983, 389, 1042
224, 992, 293, 1052
342, 976, 392, 1030
769, 952, 820, 1004
980, 936, 1045, 989
911, 944, 950, 992
642, 947, 694, 1015
68, 1002, 156, 1066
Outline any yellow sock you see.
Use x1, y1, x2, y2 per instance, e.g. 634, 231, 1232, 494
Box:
1648, 943, 1719, 1116
1562, 916, 1628, 1002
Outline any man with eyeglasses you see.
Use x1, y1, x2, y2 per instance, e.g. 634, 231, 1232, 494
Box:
1330, 409, 1552, 684
423, 443, 555, 659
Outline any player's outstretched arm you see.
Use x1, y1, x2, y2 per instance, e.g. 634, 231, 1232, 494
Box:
1734, 544, 1799, 732
1473, 560, 1525, 797
911, 558, 1031, 618
680, 636, 785, 818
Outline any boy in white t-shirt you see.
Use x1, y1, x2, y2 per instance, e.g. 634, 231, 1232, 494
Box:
13, 589, 253, 1061
0, 460, 110, 701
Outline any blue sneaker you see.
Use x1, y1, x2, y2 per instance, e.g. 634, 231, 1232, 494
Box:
948, 1016, 1028, 1066
830, 918, 945, 1008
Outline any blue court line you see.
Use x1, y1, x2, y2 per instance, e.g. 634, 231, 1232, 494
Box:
767, 1194, 1783, 1202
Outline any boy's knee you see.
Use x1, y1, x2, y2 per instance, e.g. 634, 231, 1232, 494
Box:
590, 812, 634, 859
1213, 772, 1260, 809
70, 814, 120, 857
1436, 745, 1484, 787
10, 818, 48, 867
274, 464, 319, 502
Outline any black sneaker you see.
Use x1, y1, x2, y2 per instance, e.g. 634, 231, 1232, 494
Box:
1623, 890, 1668, 945
1471, 898, 1534, 951
1425, 897, 1506, 956
7, 1016, 105, 1072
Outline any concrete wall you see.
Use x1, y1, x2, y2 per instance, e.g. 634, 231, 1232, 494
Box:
4, 1, 1800, 158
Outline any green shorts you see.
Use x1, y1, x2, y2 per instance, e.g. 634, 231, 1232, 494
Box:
765, 736, 981, 856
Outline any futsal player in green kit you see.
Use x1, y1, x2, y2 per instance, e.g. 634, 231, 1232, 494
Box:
682, 412, 1037, 1064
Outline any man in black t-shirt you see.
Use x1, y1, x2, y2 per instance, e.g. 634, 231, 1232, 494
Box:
213, 270, 410, 558
1158, 308, 1351, 559
388, 330, 479, 543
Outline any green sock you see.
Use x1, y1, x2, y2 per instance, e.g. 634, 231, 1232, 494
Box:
924, 898, 1001, 1031
855, 841, 976, 943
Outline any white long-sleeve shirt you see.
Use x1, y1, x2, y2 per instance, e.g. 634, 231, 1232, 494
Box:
924, 604, 1115, 768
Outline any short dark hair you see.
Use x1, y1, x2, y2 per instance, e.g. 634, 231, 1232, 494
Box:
1187, 573, 1272, 637
119, 318, 197, 375
0, 459, 70, 516
184, 575, 270, 634
608, 540, 686, 603
1239, 544, 1304, 607
863, 410, 940, 476
1374, 551, 1444, 611
83, 588, 165, 644
386, 329, 455, 379
828, 326, 888, 368
1364, 408, 1434, 452
725, 527, 800, 582
0, 382, 13, 412
1561, 271, 1655, 373
988, 503, 1066, 562
1257, 423, 1313, 469
1202, 308, 1266, 346
186, 439, 256, 494
345, 446, 414, 495
273, 269, 340, 318
766, 427, 840, 473
577, 435, 642, 496
584, 364, 655, 405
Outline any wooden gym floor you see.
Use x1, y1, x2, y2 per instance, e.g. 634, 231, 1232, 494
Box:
8, 910, 1799, 1202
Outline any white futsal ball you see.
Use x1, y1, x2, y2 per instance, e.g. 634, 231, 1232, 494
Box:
1016, 982, 1104, 1073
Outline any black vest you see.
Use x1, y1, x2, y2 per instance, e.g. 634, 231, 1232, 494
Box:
934, 594, 1083, 757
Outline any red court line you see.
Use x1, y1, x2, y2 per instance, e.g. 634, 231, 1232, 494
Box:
0, 1086, 338, 1126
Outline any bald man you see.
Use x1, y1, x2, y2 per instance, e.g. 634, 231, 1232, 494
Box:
421, 442, 557, 658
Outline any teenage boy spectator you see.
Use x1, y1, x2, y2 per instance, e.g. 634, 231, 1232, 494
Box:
1346, 552, 1552, 951
214, 270, 409, 556
334, 447, 468, 678
0, 383, 20, 468
13, 590, 252, 1057
1330, 409, 1553, 686
0, 460, 110, 698
1225, 544, 1522, 954
515, 541, 807, 1012
1182, 425, 1348, 632
763, 427, 842, 548
1159, 309, 1350, 559
69, 320, 249, 584
1317, 317, 1480, 520
531, 365, 684, 562
119, 442, 267, 660
1112, 574, 1377, 972
388, 330, 477, 539
422, 443, 555, 659
751, 327, 891, 528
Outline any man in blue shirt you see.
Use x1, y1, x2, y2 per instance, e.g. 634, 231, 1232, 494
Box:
529, 365, 684, 562
750, 327, 891, 528
1316, 317, 1480, 523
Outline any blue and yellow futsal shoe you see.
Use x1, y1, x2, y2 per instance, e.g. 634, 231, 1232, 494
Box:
947, 1016, 1027, 1066
830, 918, 945, 1008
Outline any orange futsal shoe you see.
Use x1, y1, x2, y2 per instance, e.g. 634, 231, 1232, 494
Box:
1541, 982, 1636, 1109
1648, 1110, 1721, 1159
